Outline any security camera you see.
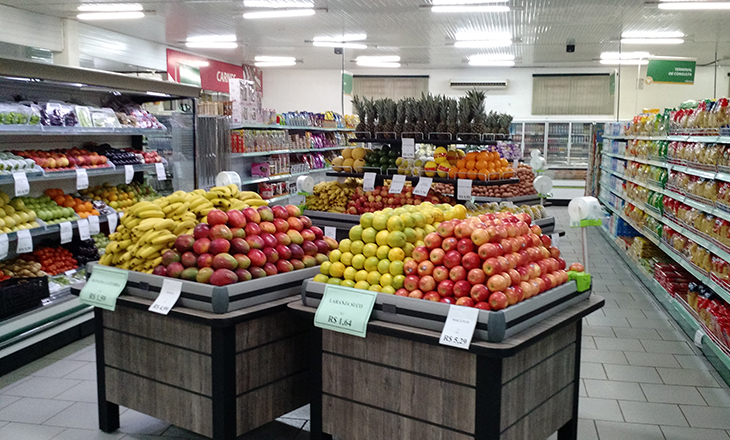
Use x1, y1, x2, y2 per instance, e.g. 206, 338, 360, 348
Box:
334, 47, 343, 55
566, 39, 575, 53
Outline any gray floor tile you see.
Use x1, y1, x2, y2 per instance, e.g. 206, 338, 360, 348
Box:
642, 340, 697, 355
606, 284, 642, 294
583, 379, 646, 401
641, 383, 707, 405
0, 374, 30, 393
578, 397, 624, 421
699, 388, 730, 407
577, 419, 598, 440
0, 398, 73, 424
2, 377, 81, 399
583, 325, 615, 338
681, 406, 730, 429
661, 426, 730, 440
585, 316, 631, 328
579, 379, 587, 397
624, 351, 682, 368
161, 425, 208, 439
282, 405, 310, 420
32, 360, 88, 379
580, 363, 606, 380
619, 400, 688, 426
582, 336, 596, 350
53, 381, 97, 403
613, 327, 664, 340
604, 308, 654, 319
602, 299, 620, 309
51, 428, 125, 439
44, 402, 98, 430
62, 363, 97, 381
69, 348, 98, 363
659, 368, 721, 387
593, 337, 645, 352
594, 420, 665, 440
618, 300, 661, 311
675, 355, 714, 370
603, 364, 663, 383
628, 317, 676, 330
0, 422, 64, 440
581, 349, 628, 365
119, 410, 170, 435
0, 395, 20, 411
237, 420, 305, 439
599, 292, 637, 302
43, 337, 94, 360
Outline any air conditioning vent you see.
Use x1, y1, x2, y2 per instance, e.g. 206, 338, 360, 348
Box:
449, 80, 508, 89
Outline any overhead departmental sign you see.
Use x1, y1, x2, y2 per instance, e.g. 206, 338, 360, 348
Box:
646, 59, 696, 85
166, 49, 263, 94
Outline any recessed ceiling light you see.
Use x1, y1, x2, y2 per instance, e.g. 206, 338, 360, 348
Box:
313, 33, 367, 42
432, 5, 510, 12
187, 35, 237, 42
313, 41, 367, 49
185, 42, 239, 49
455, 31, 511, 41
77, 3, 143, 11
356, 55, 401, 67
621, 30, 684, 38
599, 59, 649, 65
77, 11, 145, 20
455, 40, 512, 48
468, 54, 515, 66
255, 61, 297, 67
658, 1, 730, 10
244, 0, 314, 7
243, 8, 315, 18
255, 56, 297, 62
600, 51, 651, 60
621, 38, 684, 45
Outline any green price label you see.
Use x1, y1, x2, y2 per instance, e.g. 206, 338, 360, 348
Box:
314, 285, 377, 338
79, 266, 128, 311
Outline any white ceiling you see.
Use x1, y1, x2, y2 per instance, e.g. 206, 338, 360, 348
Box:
4, 0, 730, 69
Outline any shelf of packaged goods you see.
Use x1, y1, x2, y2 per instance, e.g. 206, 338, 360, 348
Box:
325, 171, 520, 187
0, 163, 162, 186
599, 166, 666, 196
231, 124, 354, 132
231, 146, 345, 158
0, 126, 168, 136
663, 189, 730, 224
349, 138, 505, 146
601, 151, 669, 169
605, 134, 730, 144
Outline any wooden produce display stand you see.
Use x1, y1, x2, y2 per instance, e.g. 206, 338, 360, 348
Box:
92, 294, 310, 439
289, 294, 604, 440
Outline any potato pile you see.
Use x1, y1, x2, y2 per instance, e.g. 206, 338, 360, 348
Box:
0, 258, 46, 278
431, 165, 537, 199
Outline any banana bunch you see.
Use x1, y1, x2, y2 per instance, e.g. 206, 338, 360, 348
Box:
306, 181, 356, 213
99, 201, 179, 273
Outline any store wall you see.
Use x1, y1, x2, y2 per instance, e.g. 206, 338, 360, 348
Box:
262, 69, 347, 114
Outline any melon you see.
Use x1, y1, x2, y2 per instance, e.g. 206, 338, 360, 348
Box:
353, 158, 366, 172
342, 148, 353, 159
351, 147, 367, 160
332, 157, 344, 171
342, 158, 355, 171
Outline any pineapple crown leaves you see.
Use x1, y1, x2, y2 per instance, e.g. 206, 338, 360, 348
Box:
396, 100, 406, 123
458, 96, 471, 125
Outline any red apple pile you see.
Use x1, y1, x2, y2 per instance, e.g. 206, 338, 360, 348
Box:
346, 185, 455, 215
153, 204, 338, 287
13, 148, 110, 171
394, 212, 571, 310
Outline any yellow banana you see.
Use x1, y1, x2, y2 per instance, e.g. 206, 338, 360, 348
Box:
138, 244, 164, 259
137, 209, 165, 219
238, 191, 262, 200
227, 184, 239, 197
137, 218, 165, 232
174, 202, 190, 216
118, 239, 132, 249
154, 218, 176, 231
204, 192, 218, 200
241, 199, 268, 206
99, 253, 113, 266
174, 220, 197, 235
151, 233, 177, 246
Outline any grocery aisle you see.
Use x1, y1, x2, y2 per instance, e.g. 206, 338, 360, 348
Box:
2, 207, 730, 440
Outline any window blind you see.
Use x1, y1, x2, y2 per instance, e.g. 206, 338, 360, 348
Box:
352, 76, 429, 100
532, 74, 613, 115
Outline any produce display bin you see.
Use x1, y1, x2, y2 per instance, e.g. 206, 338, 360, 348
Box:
303, 210, 359, 241
86, 262, 320, 314
0, 277, 50, 321
302, 279, 589, 342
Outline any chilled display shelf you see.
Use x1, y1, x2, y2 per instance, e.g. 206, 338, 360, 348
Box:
264, 193, 296, 204
240, 168, 329, 185
325, 171, 519, 187
231, 146, 344, 158
0, 162, 163, 186
231, 123, 354, 132
605, 134, 730, 144
0, 126, 168, 136
350, 138, 505, 146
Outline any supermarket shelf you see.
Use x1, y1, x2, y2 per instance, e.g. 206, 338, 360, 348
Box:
0, 163, 162, 186
231, 123, 354, 132
325, 171, 519, 187
231, 146, 345, 158
605, 134, 730, 144
599, 166, 666, 195
601, 151, 730, 184
239, 168, 330, 185
264, 194, 294, 204
349, 137, 505, 146
0, 126, 168, 136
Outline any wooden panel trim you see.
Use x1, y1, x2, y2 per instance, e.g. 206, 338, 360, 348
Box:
105, 365, 210, 399
501, 323, 576, 383
323, 393, 475, 438
500, 384, 574, 440
236, 368, 309, 398
102, 326, 211, 357
235, 333, 309, 395
323, 350, 477, 389
503, 341, 576, 388
236, 330, 309, 356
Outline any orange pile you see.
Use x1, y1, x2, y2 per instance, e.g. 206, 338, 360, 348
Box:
45, 189, 100, 219
448, 151, 515, 181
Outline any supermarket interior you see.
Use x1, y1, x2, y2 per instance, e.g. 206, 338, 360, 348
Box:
5, 1, 730, 440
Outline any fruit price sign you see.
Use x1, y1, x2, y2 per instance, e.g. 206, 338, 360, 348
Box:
0, 233, 8, 260
77, 218, 91, 241
314, 285, 377, 338
439, 305, 479, 349
389, 174, 406, 194
148, 279, 182, 315
413, 177, 433, 197
59, 222, 72, 244
16, 229, 32, 254
88, 215, 100, 235
76, 168, 89, 191
363, 172, 376, 192
456, 179, 473, 201
12, 172, 29, 197
324, 226, 337, 239
108, 213, 118, 234
156, 163, 166, 181
401, 138, 415, 159
79, 265, 128, 311
125, 165, 134, 184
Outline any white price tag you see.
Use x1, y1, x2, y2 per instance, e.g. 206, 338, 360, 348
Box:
513, 159, 519, 168
457, 179, 473, 201
76, 168, 89, 190
16, 229, 32, 254
88, 215, 100, 235
149, 279, 183, 315
77, 218, 91, 241
65, 269, 76, 277
59, 222, 73, 244
694, 329, 705, 348
439, 305, 479, 349
0, 234, 7, 260
363, 172, 376, 192
389, 174, 406, 194
550, 233, 560, 248
12, 172, 29, 197
401, 138, 415, 159
108, 213, 118, 233
325, 226, 337, 239
155, 162, 166, 181
413, 177, 433, 197
124, 165, 135, 184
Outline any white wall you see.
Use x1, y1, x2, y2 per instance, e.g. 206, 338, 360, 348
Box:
261, 64, 730, 120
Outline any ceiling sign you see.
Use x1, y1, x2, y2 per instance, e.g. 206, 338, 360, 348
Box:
646, 59, 696, 85
167, 49, 263, 94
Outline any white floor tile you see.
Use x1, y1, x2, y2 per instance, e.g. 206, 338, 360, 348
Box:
1, 377, 81, 399
595, 420, 665, 440
0, 398, 73, 424
578, 397, 624, 421
119, 410, 170, 436
44, 402, 99, 430
640, 383, 707, 405
681, 406, 730, 429
661, 426, 730, 440
699, 388, 730, 407
0, 422, 64, 440
603, 364, 663, 383
51, 428, 125, 439
583, 379, 646, 401
619, 400, 688, 426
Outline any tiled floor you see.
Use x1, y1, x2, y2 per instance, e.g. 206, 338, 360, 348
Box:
3, 206, 730, 439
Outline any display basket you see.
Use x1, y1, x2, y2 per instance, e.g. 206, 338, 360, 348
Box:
302, 279, 590, 342
85, 262, 321, 313
0, 276, 50, 320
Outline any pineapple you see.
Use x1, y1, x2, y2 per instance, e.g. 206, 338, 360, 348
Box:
374, 99, 385, 137
381, 99, 396, 138
417, 94, 428, 139
468, 89, 487, 138
394, 100, 406, 138
457, 96, 472, 140
365, 98, 377, 138
424, 94, 438, 139
447, 98, 458, 140
352, 96, 368, 139
436, 95, 448, 140
403, 98, 417, 137
500, 113, 513, 135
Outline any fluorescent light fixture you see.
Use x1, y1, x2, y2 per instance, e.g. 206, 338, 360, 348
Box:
243, 8, 315, 18
77, 3, 142, 12
600, 51, 651, 60
147, 91, 171, 97
432, 5, 510, 12
356, 56, 401, 62
255, 61, 297, 67
468, 54, 515, 66
187, 35, 237, 42
658, 1, 730, 10
469, 60, 515, 66
454, 40, 512, 48
244, 0, 313, 7
357, 61, 400, 68
77, 11, 144, 20
455, 31, 512, 41
433, 0, 508, 3
255, 56, 297, 62
313, 33, 367, 42
621, 30, 684, 38
185, 42, 238, 49
313, 41, 367, 49
599, 59, 649, 65
621, 38, 684, 44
